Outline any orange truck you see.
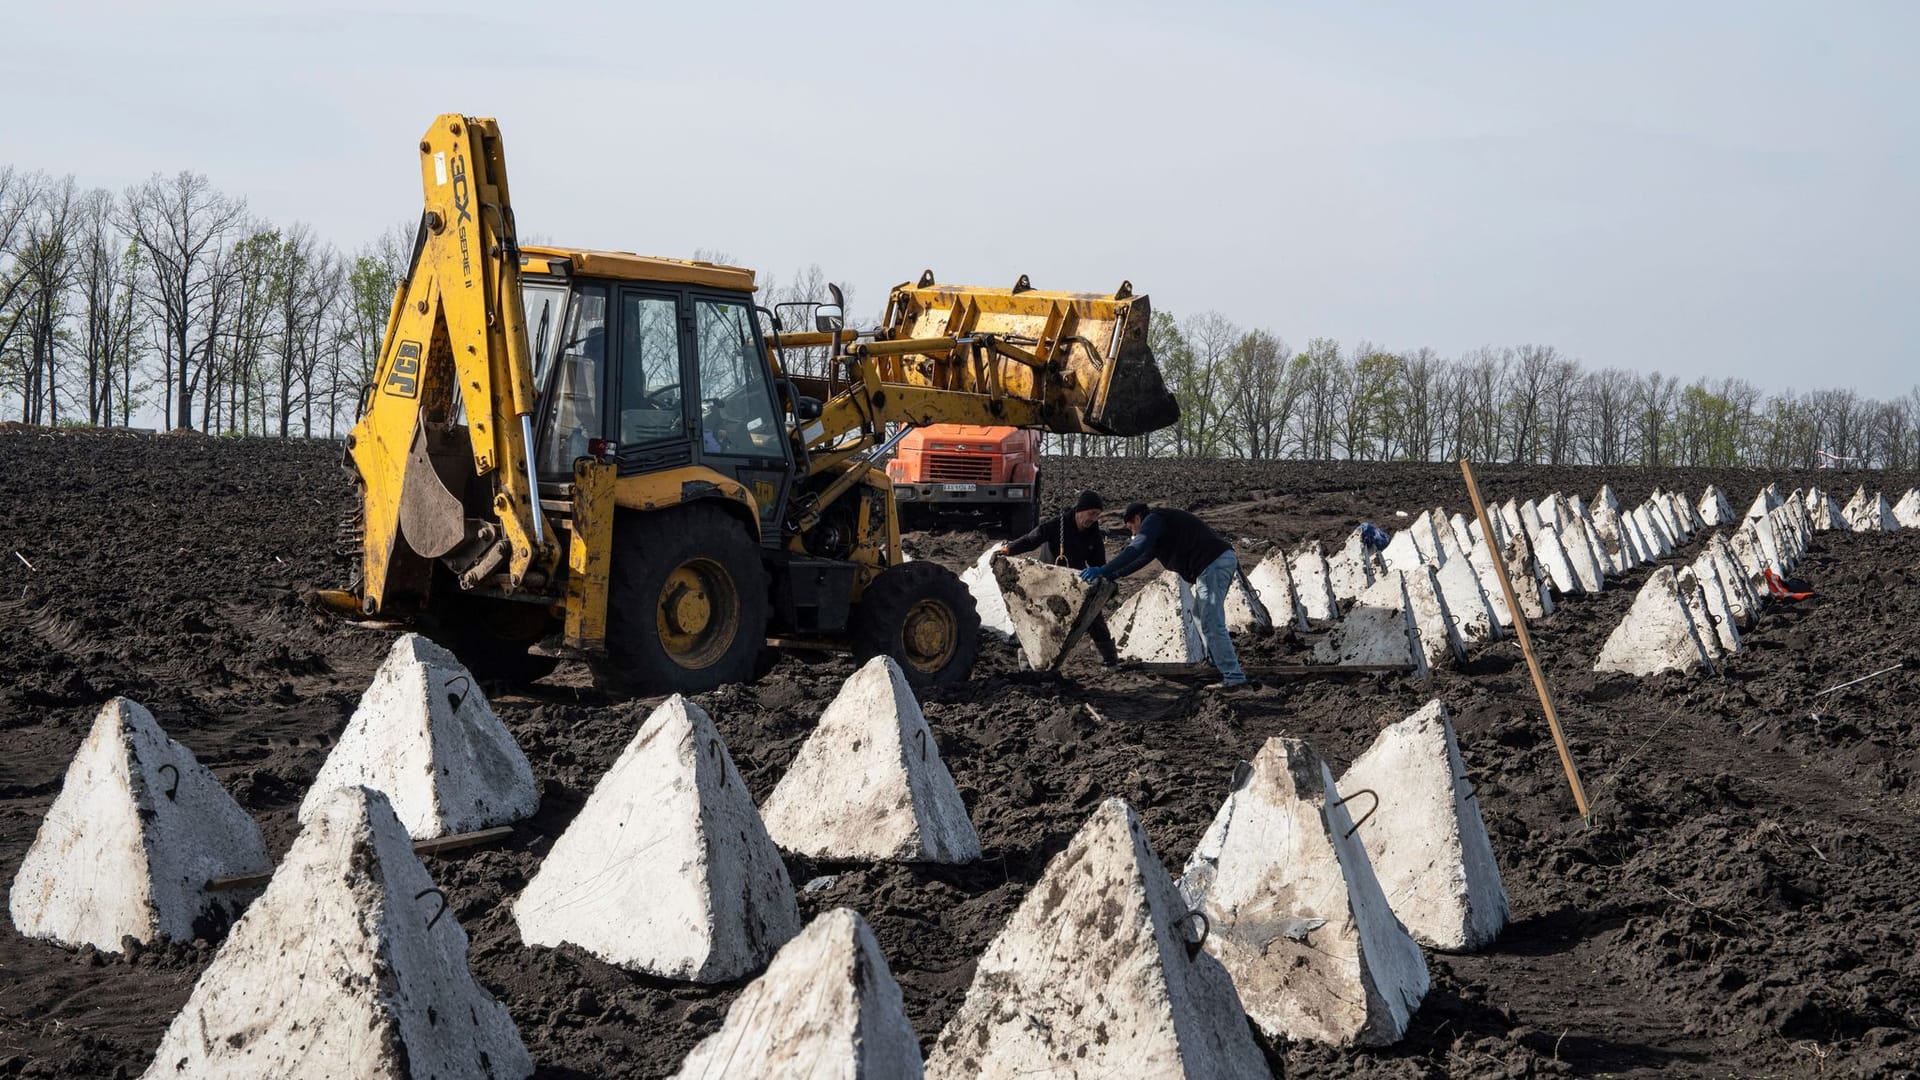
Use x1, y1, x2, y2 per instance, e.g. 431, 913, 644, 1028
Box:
886, 424, 1043, 534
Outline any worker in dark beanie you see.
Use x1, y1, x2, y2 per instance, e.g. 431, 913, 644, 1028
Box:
999, 489, 1120, 666
1081, 501, 1245, 688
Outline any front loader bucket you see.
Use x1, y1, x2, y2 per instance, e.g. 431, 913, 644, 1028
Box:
883, 279, 1181, 438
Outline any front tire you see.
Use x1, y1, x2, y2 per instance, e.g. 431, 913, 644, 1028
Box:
596, 504, 769, 695
850, 561, 980, 688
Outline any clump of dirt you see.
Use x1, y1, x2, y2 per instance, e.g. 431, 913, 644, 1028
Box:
3, 430, 1919, 1078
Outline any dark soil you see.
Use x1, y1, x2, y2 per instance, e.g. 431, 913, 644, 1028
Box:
4, 432, 1919, 1079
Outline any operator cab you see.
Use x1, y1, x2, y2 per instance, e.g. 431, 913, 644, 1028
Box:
518, 247, 797, 542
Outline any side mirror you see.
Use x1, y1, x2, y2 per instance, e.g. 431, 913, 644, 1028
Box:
814, 283, 846, 333
796, 396, 823, 421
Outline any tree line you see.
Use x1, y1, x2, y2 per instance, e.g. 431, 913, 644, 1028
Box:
5, 163, 1914, 469
1057, 312, 1920, 470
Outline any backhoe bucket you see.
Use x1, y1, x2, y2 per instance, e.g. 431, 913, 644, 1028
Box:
884, 280, 1180, 437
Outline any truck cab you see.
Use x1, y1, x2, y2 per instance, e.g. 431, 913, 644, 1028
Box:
886, 424, 1043, 534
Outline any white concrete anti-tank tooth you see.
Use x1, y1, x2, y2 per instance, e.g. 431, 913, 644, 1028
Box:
1408, 510, 1446, 567
926, 798, 1271, 1079
1224, 554, 1278, 634
1463, 533, 1515, 629
1339, 701, 1508, 952
1708, 533, 1761, 625
141, 785, 531, 1080
1698, 485, 1735, 527
993, 556, 1110, 669
761, 656, 981, 864
1807, 487, 1850, 532
1310, 572, 1429, 680
1519, 499, 1546, 539
10, 698, 270, 954
670, 908, 924, 1080
1290, 541, 1340, 622
1501, 528, 1554, 620
1595, 484, 1622, 515
298, 633, 537, 840
1893, 489, 1920, 529
1248, 552, 1310, 631
1380, 526, 1427, 578
1113, 570, 1208, 663
1431, 542, 1500, 643
1675, 570, 1726, 663
1403, 564, 1466, 668
1530, 522, 1581, 595
1498, 498, 1525, 542
514, 695, 801, 982
1594, 566, 1715, 676
1590, 501, 1635, 573
1746, 485, 1782, 522
961, 544, 1017, 639
1180, 737, 1428, 1047
1327, 527, 1378, 603
1687, 554, 1743, 656
1562, 516, 1607, 593
1639, 500, 1677, 556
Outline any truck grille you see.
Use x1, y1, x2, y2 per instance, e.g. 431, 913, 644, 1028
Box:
925, 453, 995, 482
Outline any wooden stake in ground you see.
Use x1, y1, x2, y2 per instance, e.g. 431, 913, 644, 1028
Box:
1460, 460, 1591, 820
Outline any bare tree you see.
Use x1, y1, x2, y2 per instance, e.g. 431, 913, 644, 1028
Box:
13, 175, 80, 425
117, 171, 246, 429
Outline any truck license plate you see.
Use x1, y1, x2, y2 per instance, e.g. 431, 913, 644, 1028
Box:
942, 483, 977, 493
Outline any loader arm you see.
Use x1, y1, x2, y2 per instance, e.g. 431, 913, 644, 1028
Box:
340, 114, 552, 616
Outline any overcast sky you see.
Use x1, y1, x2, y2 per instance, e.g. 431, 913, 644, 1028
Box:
7, 1, 1915, 397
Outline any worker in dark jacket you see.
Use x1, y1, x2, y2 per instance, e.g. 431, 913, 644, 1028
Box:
1081, 502, 1245, 688
999, 489, 1120, 666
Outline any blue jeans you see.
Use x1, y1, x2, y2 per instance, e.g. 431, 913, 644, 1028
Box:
1191, 549, 1245, 684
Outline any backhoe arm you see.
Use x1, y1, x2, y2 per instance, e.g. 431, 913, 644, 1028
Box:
341, 114, 548, 616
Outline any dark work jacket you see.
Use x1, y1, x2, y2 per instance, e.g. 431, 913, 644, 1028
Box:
1108, 506, 1231, 582
1004, 510, 1109, 570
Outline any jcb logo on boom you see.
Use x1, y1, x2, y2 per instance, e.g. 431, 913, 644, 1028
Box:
384, 341, 423, 399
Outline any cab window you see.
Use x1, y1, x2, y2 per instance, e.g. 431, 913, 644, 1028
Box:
692, 298, 782, 458
619, 292, 687, 445
536, 285, 607, 478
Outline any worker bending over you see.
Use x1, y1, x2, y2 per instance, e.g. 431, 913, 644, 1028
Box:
1081, 502, 1245, 689
999, 489, 1120, 667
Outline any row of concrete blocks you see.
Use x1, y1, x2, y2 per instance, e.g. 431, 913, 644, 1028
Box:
1593, 480, 1907, 676
11, 635, 1505, 1077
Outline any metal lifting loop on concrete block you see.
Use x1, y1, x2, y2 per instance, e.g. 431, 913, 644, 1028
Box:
915, 727, 928, 762
1177, 910, 1211, 960
157, 763, 180, 801
1458, 773, 1478, 803
416, 887, 449, 930
1333, 787, 1380, 838
444, 675, 471, 713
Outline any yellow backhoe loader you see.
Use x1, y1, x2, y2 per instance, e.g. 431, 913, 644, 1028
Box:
315, 114, 1179, 693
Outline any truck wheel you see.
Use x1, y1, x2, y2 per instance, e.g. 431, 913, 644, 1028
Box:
597, 504, 769, 694
850, 561, 981, 687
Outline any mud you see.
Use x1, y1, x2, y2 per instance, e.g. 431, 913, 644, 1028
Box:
4, 432, 1920, 1078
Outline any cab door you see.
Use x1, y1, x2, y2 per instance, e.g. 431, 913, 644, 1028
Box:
610, 287, 696, 473
685, 292, 795, 543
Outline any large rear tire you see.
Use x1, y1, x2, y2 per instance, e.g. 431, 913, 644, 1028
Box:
850, 561, 980, 688
596, 503, 769, 695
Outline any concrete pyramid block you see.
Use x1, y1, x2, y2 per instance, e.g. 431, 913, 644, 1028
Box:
1181, 738, 1428, 1047
1409, 510, 1447, 567
1290, 542, 1340, 622
1590, 501, 1636, 573
144, 785, 531, 1079
1501, 528, 1554, 620
1807, 487, 1850, 531
1247, 553, 1309, 632
515, 695, 800, 981
1225, 559, 1279, 634
926, 799, 1269, 1079
299, 634, 537, 840
761, 656, 980, 864
1698, 485, 1735, 527
1380, 526, 1427, 577
1641, 501, 1678, 556
1404, 564, 1467, 667
1770, 506, 1807, 566
1542, 492, 1571, 530
1594, 566, 1714, 676
1675, 570, 1726, 663
994, 556, 1109, 669
1432, 546, 1500, 643
1708, 533, 1761, 625
1339, 701, 1507, 952
670, 908, 922, 1080
1729, 523, 1768, 581
1750, 513, 1787, 576
1685, 557, 1742, 656
1631, 504, 1671, 558
1846, 491, 1899, 533
1563, 516, 1607, 592
1746, 484, 1782, 521
1310, 572, 1429, 680
1519, 499, 1546, 538
11, 698, 269, 954
1463, 535, 1515, 629
1894, 489, 1920, 529
1619, 506, 1654, 565
1113, 571, 1207, 663
1530, 523, 1581, 595
1656, 491, 1690, 542
1679, 491, 1708, 533
962, 545, 1017, 639
1596, 484, 1621, 515
1448, 513, 1473, 552
1498, 499, 1526, 542
1327, 527, 1378, 602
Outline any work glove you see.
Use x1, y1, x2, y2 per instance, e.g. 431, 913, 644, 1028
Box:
1078, 566, 1107, 583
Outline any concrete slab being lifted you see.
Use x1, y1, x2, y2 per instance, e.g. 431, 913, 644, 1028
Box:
1594, 566, 1715, 676
515, 695, 800, 982
925, 798, 1270, 1079
142, 785, 531, 1080
1339, 701, 1508, 952
670, 908, 923, 1080
761, 656, 981, 864
10, 698, 269, 954
1180, 738, 1428, 1047
992, 555, 1116, 670
299, 634, 537, 840
1113, 571, 1207, 663
961, 545, 1017, 639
